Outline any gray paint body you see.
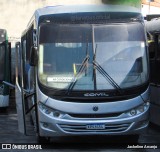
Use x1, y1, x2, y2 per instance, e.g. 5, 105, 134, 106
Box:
25, 5, 149, 137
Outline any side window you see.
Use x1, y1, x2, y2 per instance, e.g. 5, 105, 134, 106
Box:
22, 40, 26, 62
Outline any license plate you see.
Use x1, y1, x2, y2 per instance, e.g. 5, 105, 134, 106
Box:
86, 124, 105, 130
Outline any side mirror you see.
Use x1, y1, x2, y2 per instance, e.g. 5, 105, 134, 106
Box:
29, 46, 38, 66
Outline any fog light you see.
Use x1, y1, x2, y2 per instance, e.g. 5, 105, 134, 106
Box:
130, 109, 137, 116
43, 123, 48, 128
45, 109, 51, 115
138, 106, 144, 113
53, 111, 60, 117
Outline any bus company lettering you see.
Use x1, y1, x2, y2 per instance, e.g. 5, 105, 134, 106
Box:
84, 92, 109, 97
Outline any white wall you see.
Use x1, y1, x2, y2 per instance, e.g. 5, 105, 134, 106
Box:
0, 0, 101, 39
0, 0, 102, 81
142, 4, 160, 17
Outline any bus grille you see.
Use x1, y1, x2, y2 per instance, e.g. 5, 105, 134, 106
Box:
58, 123, 130, 133
68, 113, 121, 118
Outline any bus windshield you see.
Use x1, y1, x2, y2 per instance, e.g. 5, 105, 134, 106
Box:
0, 44, 5, 81
38, 22, 148, 91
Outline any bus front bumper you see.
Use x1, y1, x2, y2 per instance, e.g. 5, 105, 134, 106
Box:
38, 103, 149, 137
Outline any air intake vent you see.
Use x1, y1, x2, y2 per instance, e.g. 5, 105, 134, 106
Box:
69, 113, 121, 118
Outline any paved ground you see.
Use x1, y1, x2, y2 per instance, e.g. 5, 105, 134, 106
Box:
0, 92, 160, 151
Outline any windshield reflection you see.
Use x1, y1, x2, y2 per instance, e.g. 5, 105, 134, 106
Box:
38, 23, 148, 91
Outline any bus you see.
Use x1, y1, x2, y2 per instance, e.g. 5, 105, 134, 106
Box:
145, 16, 160, 126
0, 29, 11, 108
12, 3, 150, 142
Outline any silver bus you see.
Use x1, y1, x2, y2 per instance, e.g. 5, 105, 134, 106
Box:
13, 4, 150, 142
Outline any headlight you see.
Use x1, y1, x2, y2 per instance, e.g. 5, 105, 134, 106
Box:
126, 102, 149, 117
39, 102, 64, 118
130, 109, 137, 116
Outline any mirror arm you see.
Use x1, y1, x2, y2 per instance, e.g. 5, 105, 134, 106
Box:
3, 81, 15, 89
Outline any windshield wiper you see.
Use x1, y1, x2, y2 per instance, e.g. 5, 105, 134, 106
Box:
92, 60, 122, 94
66, 54, 90, 95
91, 25, 122, 94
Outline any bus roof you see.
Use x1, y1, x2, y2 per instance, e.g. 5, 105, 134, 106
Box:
35, 5, 140, 16
27, 4, 141, 27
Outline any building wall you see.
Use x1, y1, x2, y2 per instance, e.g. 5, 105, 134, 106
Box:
0, 0, 102, 82
142, 0, 160, 16
0, 0, 101, 40
142, 4, 160, 16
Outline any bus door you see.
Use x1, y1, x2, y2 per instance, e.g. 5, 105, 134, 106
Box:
15, 42, 26, 134
14, 41, 38, 136
149, 33, 160, 125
